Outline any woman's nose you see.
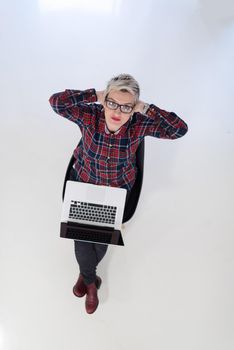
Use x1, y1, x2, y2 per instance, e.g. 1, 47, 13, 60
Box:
115, 106, 121, 115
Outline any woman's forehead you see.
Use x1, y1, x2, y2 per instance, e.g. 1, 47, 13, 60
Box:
108, 90, 135, 104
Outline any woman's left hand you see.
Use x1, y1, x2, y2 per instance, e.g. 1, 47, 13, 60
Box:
134, 101, 148, 114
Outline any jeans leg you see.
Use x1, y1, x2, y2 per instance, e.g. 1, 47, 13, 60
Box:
94, 243, 108, 264
74, 241, 108, 285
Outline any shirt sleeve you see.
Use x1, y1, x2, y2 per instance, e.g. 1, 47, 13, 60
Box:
48, 88, 98, 128
135, 104, 188, 139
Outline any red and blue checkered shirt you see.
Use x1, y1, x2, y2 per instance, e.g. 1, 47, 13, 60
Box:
49, 89, 188, 190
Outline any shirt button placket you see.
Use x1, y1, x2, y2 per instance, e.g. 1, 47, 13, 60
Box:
107, 135, 113, 185
108, 134, 113, 161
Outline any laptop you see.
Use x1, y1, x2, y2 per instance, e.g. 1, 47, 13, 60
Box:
60, 181, 127, 246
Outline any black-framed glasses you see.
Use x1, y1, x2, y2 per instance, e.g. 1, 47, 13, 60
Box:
105, 99, 134, 114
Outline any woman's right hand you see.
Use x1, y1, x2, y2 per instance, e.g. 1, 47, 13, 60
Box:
96, 90, 105, 105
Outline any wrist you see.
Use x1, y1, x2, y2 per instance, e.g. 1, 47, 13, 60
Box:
142, 103, 150, 114
96, 90, 104, 104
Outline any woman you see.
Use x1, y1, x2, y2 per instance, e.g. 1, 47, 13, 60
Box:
49, 73, 188, 314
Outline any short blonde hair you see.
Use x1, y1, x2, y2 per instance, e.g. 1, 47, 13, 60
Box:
104, 73, 140, 103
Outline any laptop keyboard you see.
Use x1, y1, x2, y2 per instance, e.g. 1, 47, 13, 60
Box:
66, 227, 112, 244
69, 201, 117, 225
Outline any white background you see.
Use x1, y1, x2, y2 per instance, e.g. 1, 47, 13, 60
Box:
0, 0, 234, 349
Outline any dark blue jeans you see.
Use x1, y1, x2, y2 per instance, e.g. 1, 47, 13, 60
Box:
74, 240, 108, 285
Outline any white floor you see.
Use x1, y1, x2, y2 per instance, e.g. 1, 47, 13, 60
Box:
1, 1, 234, 349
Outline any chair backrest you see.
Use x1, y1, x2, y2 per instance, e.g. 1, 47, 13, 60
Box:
62, 139, 145, 223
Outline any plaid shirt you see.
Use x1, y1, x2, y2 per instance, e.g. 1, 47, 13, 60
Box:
49, 89, 188, 190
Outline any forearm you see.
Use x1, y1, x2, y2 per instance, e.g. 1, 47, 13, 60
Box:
148, 104, 188, 138
49, 88, 97, 116
136, 101, 188, 139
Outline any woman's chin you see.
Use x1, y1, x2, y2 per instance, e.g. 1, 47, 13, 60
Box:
106, 121, 121, 132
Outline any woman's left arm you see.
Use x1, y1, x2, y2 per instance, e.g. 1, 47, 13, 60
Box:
134, 100, 188, 139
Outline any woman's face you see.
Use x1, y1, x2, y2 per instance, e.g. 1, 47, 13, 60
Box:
104, 90, 136, 132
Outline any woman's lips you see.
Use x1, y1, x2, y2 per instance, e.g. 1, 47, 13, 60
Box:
111, 116, 121, 122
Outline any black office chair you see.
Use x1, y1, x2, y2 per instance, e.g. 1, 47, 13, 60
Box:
62, 139, 145, 223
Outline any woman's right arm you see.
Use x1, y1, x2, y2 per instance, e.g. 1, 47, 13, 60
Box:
49, 88, 98, 125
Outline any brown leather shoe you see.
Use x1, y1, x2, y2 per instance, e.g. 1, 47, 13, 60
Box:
73, 274, 87, 298
85, 277, 102, 314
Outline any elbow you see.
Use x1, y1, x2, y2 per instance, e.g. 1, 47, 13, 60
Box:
168, 123, 188, 139
179, 122, 188, 137
174, 115, 188, 138
48, 93, 63, 114
49, 93, 56, 107
169, 113, 188, 139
